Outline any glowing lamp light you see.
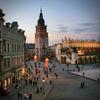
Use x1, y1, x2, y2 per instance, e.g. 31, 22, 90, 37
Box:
42, 77, 45, 82
45, 58, 49, 69
78, 50, 85, 55
34, 55, 37, 61
22, 67, 25, 76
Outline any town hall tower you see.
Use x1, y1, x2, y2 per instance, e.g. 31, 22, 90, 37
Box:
35, 9, 48, 60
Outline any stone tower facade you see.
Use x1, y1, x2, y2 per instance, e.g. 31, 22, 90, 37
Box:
35, 9, 48, 60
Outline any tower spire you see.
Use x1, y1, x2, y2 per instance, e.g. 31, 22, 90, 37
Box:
40, 8, 42, 13
38, 9, 44, 25
39, 8, 43, 19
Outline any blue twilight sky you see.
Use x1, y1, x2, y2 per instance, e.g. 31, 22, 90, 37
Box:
0, 0, 100, 45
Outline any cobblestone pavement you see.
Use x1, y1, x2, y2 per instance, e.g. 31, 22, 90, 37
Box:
0, 61, 100, 100
45, 67, 100, 100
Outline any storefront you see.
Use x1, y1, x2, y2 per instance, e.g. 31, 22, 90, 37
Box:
0, 72, 12, 89
0, 66, 23, 89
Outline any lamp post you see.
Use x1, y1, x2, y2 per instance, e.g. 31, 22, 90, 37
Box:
34, 55, 37, 68
42, 77, 45, 94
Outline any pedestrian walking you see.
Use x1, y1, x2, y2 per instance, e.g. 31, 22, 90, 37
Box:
37, 77, 38, 81
29, 94, 32, 100
62, 68, 64, 71
17, 92, 20, 100
78, 67, 80, 72
80, 82, 83, 88
40, 86, 42, 92
36, 87, 39, 93
73, 69, 75, 72
24, 93, 28, 100
83, 72, 85, 76
55, 73, 58, 79
49, 68, 52, 72
20, 93, 22, 100
25, 79, 27, 84
50, 80, 52, 84
82, 81, 85, 88
97, 78, 99, 83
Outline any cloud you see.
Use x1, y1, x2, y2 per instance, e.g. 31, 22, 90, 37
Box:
80, 22, 100, 27
69, 27, 93, 33
55, 24, 69, 33
26, 22, 100, 45
49, 32, 100, 45
55, 22, 100, 34
48, 22, 100, 45
76, 22, 100, 34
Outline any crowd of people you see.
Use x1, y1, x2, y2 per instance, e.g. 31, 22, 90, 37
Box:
16, 60, 59, 100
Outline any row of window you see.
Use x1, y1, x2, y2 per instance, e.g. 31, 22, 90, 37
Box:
3, 56, 24, 69
2, 41, 24, 53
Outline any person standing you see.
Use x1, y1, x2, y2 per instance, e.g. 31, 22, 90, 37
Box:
20, 93, 22, 100
55, 73, 58, 79
80, 82, 83, 88
40, 86, 42, 92
29, 94, 32, 100
82, 81, 85, 88
17, 92, 20, 100
83, 72, 85, 76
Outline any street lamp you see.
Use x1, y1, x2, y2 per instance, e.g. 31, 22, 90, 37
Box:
42, 77, 45, 94
34, 55, 37, 68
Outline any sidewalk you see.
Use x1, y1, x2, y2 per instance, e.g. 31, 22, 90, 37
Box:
0, 79, 28, 100
18, 80, 53, 100
1, 74, 54, 100
55, 62, 100, 82
70, 69, 100, 81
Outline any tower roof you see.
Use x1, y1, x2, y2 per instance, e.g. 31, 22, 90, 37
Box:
38, 9, 45, 25
39, 8, 43, 19
0, 9, 5, 17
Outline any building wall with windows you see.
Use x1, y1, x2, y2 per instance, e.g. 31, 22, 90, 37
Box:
55, 43, 62, 61
25, 43, 35, 60
56, 37, 100, 64
0, 9, 26, 88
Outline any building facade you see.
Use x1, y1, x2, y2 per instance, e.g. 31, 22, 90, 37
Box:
0, 9, 26, 89
35, 9, 48, 60
25, 43, 35, 60
56, 36, 100, 64
55, 43, 62, 61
